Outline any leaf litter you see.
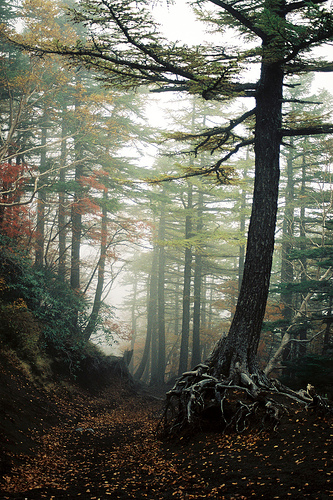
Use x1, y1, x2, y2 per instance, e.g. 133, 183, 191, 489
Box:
0, 365, 332, 500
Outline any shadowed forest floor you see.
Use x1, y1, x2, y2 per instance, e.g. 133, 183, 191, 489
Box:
0, 352, 332, 500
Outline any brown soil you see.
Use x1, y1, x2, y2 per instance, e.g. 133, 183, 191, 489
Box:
0, 351, 332, 500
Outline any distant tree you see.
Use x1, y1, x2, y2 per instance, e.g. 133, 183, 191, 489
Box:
192, 187, 203, 368
178, 180, 193, 375
134, 245, 158, 380
0, 0, 151, 352
264, 81, 333, 374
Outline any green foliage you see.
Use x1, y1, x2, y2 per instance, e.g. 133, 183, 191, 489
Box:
261, 318, 289, 333
281, 354, 333, 396
0, 235, 88, 366
0, 300, 41, 360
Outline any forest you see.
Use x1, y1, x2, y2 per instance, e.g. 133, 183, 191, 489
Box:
0, 0, 333, 498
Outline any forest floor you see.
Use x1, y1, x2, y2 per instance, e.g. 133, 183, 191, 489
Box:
0, 351, 332, 500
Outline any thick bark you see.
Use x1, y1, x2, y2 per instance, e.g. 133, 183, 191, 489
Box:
159, 0, 333, 435
210, 54, 284, 378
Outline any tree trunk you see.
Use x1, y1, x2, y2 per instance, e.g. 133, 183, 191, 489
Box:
178, 182, 193, 375
192, 189, 203, 368
58, 106, 67, 281
83, 192, 108, 341
70, 79, 84, 328
281, 137, 295, 323
210, 54, 284, 379
128, 275, 138, 374
173, 263, 180, 337
238, 173, 247, 293
35, 114, 47, 268
157, 205, 166, 384
299, 153, 307, 299
70, 160, 83, 293
134, 247, 158, 380
323, 296, 332, 354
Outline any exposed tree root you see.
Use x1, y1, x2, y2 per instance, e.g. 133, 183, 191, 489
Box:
159, 364, 333, 438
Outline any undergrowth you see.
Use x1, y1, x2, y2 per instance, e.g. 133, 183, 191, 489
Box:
0, 235, 89, 373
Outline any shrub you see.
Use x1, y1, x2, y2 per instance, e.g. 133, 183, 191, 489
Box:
0, 300, 41, 360
0, 235, 89, 369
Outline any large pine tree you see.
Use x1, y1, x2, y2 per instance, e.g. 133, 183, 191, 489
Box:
16, 0, 333, 429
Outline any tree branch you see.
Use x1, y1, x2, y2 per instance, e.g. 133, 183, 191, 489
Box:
207, 0, 266, 39
283, 0, 328, 14
281, 124, 333, 137
286, 62, 333, 79
171, 108, 256, 142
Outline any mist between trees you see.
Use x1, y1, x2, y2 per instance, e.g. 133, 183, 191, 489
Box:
1, 0, 333, 431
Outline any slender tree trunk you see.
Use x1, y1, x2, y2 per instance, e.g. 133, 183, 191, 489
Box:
156, 206, 166, 385
174, 263, 180, 337
58, 106, 67, 281
210, 50, 284, 378
192, 189, 203, 368
299, 153, 307, 298
129, 275, 138, 374
238, 178, 246, 293
83, 192, 108, 341
201, 275, 207, 360
208, 276, 213, 333
178, 182, 193, 375
281, 138, 295, 323
297, 153, 308, 356
150, 297, 158, 384
323, 296, 332, 354
70, 79, 84, 330
134, 247, 158, 380
35, 115, 47, 268
70, 160, 83, 293
69, 78, 85, 332
281, 139, 296, 373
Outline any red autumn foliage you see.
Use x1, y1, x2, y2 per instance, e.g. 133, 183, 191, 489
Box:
0, 161, 33, 241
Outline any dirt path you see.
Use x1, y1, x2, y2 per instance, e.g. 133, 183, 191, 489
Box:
1, 381, 332, 500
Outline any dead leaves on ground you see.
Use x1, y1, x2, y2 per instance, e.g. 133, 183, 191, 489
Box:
1, 389, 332, 499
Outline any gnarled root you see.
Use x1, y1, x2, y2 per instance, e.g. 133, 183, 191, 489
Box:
159, 364, 332, 438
